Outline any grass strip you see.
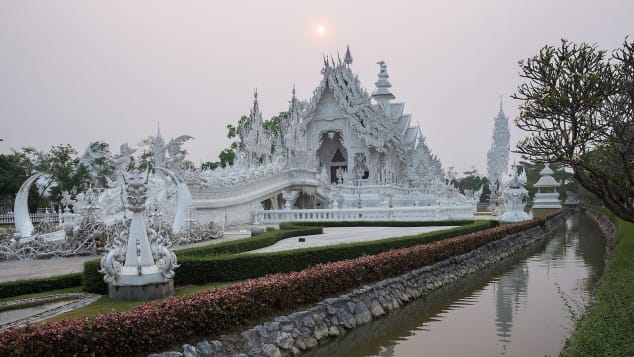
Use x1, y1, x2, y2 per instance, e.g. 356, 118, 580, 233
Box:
565, 208, 634, 356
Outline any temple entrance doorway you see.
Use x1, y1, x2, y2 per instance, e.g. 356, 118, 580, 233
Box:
316, 131, 348, 183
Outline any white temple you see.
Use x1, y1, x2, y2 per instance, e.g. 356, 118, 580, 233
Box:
9, 48, 478, 248
189, 48, 475, 224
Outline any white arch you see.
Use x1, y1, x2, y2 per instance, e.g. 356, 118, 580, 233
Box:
14, 173, 47, 238
154, 167, 191, 234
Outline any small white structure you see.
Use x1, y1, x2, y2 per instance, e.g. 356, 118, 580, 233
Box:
99, 169, 178, 301
499, 167, 532, 222
532, 163, 562, 209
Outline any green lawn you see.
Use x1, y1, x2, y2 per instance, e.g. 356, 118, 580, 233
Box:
46, 281, 232, 322
565, 208, 634, 356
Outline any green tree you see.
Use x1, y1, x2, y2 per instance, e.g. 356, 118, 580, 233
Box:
451, 175, 490, 202
0, 153, 30, 213
513, 38, 634, 222
203, 112, 286, 170
37, 144, 91, 205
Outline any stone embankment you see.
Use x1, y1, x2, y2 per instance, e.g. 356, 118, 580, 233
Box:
151, 213, 569, 357
584, 208, 617, 256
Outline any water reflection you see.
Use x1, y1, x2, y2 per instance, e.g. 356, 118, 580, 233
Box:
0, 300, 72, 325
304, 213, 606, 357
494, 262, 528, 349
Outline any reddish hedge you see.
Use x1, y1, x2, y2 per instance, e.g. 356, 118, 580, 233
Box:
0, 211, 564, 356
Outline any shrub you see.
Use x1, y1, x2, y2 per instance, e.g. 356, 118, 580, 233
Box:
83, 221, 492, 292
83, 260, 107, 295
0, 274, 82, 299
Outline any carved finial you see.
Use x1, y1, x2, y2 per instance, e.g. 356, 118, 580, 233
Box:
289, 84, 298, 112
344, 45, 353, 65
372, 60, 395, 101
337, 50, 341, 65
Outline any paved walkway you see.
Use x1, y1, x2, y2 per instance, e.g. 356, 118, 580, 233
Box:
248, 226, 456, 253
0, 226, 454, 282
0, 230, 252, 282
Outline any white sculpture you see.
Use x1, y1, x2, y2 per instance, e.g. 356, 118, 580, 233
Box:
112, 143, 137, 184
155, 167, 192, 234
13, 173, 46, 239
99, 169, 178, 300
499, 166, 532, 222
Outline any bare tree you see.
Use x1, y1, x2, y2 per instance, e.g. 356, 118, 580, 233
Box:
513, 38, 634, 222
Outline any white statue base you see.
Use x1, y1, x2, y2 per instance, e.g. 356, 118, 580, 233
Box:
108, 280, 174, 301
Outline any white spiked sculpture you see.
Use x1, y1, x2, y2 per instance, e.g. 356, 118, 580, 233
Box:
100, 169, 178, 300
499, 167, 532, 223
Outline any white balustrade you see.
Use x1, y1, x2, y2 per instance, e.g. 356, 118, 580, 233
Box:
255, 205, 475, 224
0, 212, 60, 224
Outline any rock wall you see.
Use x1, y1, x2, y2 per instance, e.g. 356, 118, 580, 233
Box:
150, 212, 569, 357
584, 208, 616, 254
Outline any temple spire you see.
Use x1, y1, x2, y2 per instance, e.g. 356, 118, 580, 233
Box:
499, 94, 504, 114
252, 89, 259, 115
289, 84, 298, 113
154, 121, 165, 167
372, 60, 395, 115
344, 45, 353, 66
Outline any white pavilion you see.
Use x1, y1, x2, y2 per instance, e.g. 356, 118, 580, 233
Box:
532, 164, 562, 210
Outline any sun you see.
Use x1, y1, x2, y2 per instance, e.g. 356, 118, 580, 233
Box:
316, 25, 325, 35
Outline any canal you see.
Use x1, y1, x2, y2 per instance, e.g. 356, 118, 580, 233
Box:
304, 213, 606, 357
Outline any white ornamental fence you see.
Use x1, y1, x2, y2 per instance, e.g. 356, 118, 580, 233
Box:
0, 212, 60, 225
254, 205, 475, 224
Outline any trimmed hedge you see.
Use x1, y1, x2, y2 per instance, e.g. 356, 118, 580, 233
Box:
0, 212, 566, 356
0, 273, 82, 299
83, 220, 493, 293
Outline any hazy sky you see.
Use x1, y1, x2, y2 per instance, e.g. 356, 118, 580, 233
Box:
1, 0, 632, 174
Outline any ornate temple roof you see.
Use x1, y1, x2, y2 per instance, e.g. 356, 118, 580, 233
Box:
534, 163, 559, 187
300, 48, 418, 153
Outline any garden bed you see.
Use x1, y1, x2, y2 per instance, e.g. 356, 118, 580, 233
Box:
0, 214, 561, 356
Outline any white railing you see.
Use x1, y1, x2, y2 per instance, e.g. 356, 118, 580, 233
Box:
0, 212, 60, 225
255, 205, 475, 224
191, 169, 327, 209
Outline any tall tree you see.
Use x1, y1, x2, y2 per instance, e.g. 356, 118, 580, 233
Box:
37, 144, 91, 205
513, 38, 634, 222
204, 112, 286, 170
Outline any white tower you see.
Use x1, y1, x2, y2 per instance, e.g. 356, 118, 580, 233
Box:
487, 98, 511, 193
